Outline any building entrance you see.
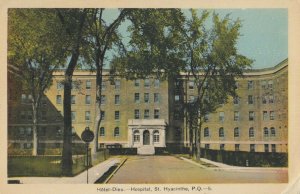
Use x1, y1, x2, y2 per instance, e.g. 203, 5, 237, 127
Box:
143, 130, 150, 145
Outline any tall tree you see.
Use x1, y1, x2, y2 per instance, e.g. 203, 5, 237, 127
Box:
182, 10, 253, 160
84, 8, 128, 153
56, 8, 88, 176
8, 9, 67, 156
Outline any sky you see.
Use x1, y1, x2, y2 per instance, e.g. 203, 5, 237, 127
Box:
103, 9, 288, 69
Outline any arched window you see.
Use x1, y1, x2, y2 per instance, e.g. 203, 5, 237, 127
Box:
153, 131, 160, 143
204, 127, 209, 137
100, 127, 105, 136
264, 127, 269, 137
234, 127, 239, 137
114, 127, 120, 137
219, 127, 224, 137
249, 127, 254, 138
133, 130, 140, 142
270, 127, 276, 137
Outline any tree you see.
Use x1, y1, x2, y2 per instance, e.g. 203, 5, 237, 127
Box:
84, 8, 128, 153
56, 8, 88, 176
182, 10, 253, 160
8, 9, 67, 156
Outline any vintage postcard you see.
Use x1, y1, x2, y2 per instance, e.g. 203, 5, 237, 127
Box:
1, 0, 300, 194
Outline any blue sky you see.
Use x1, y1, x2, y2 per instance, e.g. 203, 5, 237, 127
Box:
103, 9, 288, 69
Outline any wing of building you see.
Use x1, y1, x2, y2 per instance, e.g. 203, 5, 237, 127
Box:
8, 59, 288, 161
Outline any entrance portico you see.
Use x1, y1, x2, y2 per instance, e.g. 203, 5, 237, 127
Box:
128, 119, 166, 154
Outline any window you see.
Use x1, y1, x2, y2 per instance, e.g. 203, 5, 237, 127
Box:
27, 110, 32, 120
270, 111, 275, 120
250, 144, 255, 152
261, 80, 267, 89
39, 127, 46, 137
249, 111, 255, 121
154, 109, 160, 119
234, 111, 239, 121
188, 81, 194, 89
264, 144, 269, 152
234, 127, 240, 138
219, 112, 225, 122
100, 111, 105, 120
154, 93, 160, 103
100, 127, 105, 136
57, 82, 64, 90
85, 95, 91, 104
114, 127, 120, 137
264, 127, 269, 137
269, 95, 274, 103
175, 95, 180, 102
19, 127, 25, 135
101, 81, 106, 90
268, 80, 273, 89
153, 131, 160, 142
144, 109, 150, 119
41, 110, 47, 121
154, 79, 160, 88
20, 111, 26, 120
71, 95, 76, 104
262, 95, 267, 104
101, 95, 106, 105
204, 114, 209, 122
56, 127, 62, 136
233, 96, 239, 105
24, 143, 33, 149
21, 94, 26, 103
205, 144, 210, 149
249, 127, 254, 138
144, 93, 149, 103
189, 95, 195, 102
248, 95, 254, 104
248, 80, 254, 89
134, 109, 140, 119
115, 111, 120, 120
71, 111, 76, 121
134, 79, 140, 87
133, 130, 140, 142
144, 79, 150, 88
56, 95, 62, 104
71, 127, 76, 135
271, 144, 276, 153
28, 95, 32, 102
263, 111, 268, 120
85, 111, 90, 121
220, 144, 225, 151
235, 144, 240, 151
270, 127, 276, 137
134, 93, 140, 103
174, 111, 180, 120
86, 80, 91, 89
204, 127, 209, 137
26, 127, 32, 136
115, 80, 120, 90
219, 127, 224, 137
115, 95, 120, 105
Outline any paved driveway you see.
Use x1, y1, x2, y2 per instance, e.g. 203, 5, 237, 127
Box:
108, 155, 287, 184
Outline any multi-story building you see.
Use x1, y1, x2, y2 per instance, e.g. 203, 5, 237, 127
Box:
8, 59, 288, 157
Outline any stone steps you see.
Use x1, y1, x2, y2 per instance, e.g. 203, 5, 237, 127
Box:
137, 146, 155, 155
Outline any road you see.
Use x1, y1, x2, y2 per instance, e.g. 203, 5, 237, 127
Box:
108, 155, 287, 184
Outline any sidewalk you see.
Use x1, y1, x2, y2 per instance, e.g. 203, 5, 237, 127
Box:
180, 157, 288, 173
8, 157, 122, 184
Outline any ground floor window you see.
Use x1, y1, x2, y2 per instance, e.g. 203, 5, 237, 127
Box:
100, 127, 105, 136
220, 144, 225, 150
205, 144, 210, 149
114, 127, 120, 137
153, 131, 159, 143
271, 144, 276, 152
264, 144, 269, 152
235, 144, 240, 151
250, 144, 255, 152
133, 130, 140, 142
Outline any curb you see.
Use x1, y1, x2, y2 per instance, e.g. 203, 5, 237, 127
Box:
103, 158, 127, 184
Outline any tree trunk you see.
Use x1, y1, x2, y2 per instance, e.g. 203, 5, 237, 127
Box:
32, 104, 38, 156
62, 75, 73, 176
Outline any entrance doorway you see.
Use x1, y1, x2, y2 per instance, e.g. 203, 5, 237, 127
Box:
143, 130, 150, 145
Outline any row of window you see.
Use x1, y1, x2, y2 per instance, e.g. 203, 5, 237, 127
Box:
205, 143, 277, 152
132, 130, 160, 143
204, 127, 277, 138
99, 127, 120, 137
57, 79, 161, 91
204, 111, 276, 122
16, 126, 74, 137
